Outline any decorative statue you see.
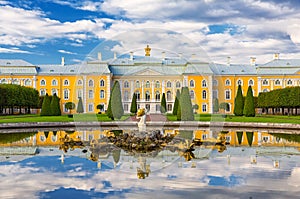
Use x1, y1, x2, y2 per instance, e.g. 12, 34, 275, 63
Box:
136, 108, 147, 132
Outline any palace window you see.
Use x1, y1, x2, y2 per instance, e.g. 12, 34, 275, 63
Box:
156, 104, 160, 112
136, 91, 140, 101
225, 90, 231, 100
202, 104, 207, 112
88, 104, 94, 112
12, 79, 20, 85
202, 80, 207, 87
100, 90, 105, 99
146, 81, 150, 88
176, 81, 181, 88
262, 79, 269, 86
263, 89, 269, 92
88, 79, 94, 87
136, 81, 140, 88
100, 79, 105, 87
225, 79, 231, 86
248, 79, 254, 86
213, 90, 218, 99
167, 104, 172, 112
124, 104, 129, 112
40, 79, 46, 86
64, 79, 69, 86
190, 90, 195, 99
77, 89, 83, 98
213, 80, 218, 86
155, 91, 160, 101
123, 90, 129, 101
124, 81, 129, 88
190, 80, 195, 87
202, 90, 207, 99
63, 89, 69, 100
52, 79, 57, 86
167, 91, 172, 101
24, 79, 31, 86
287, 79, 293, 86
77, 79, 83, 85
40, 89, 46, 96
237, 79, 242, 86
88, 90, 94, 99
155, 81, 160, 88
145, 91, 150, 101
52, 89, 57, 95
275, 79, 281, 85
1, 79, 7, 84
167, 81, 172, 88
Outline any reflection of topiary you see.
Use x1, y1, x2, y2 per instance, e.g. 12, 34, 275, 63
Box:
137, 108, 145, 116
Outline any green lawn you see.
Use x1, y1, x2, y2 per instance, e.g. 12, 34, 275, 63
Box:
167, 114, 300, 124
0, 114, 130, 123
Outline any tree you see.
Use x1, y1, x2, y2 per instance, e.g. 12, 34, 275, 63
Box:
160, 93, 167, 113
111, 81, 124, 120
130, 93, 137, 114
243, 86, 255, 117
213, 98, 219, 113
219, 102, 229, 114
65, 102, 75, 114
96, 104, 104, 113
76, 97, 84, 113
234, 85, 244, 116
40, 94, 52, 116
107, 95, 113, 120
172, 89, 180, 115
179, 87, 194, 121
50, 93, 61, 116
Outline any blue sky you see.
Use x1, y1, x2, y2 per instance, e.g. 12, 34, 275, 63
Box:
0, 0, 300, 65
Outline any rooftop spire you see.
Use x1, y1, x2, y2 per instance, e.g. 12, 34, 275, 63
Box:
144, 45, 151, 56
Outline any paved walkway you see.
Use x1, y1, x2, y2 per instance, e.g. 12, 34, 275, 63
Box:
125, 114, 168, 122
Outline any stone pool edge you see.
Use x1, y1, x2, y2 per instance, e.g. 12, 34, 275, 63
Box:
0, 121, 299, 132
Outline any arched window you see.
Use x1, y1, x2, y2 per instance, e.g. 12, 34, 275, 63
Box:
202, 80, 207, 87
123, 90, 129, 101
136, 81, 140, 88
146, 81, 150, 88
155, 81, 160, 88
40, 79, 46, 86
167, 91, 172, 101
88, 90, 94, 99
12, 79, 19, 85
225, 90, 231, 100
190, 80, 195, 87
63, 89, 69, 100
124, 81, 129, 88
24, 79, 31, 86
40, 89, 46, 96
100, 79, 105, 87
190, 90, 195, 99
263, 89, 269, 92
64, 79, 69, 86
52, 79, 57, 86
88, 79, 94, 87
213, 80, 218, 86
77, 79, 83, 85
51, 89, 57, 95
155, 91, 160, 101
100, 90, 105, 99
1, 79, 7, 84
145, 91, 150, 101
202, 90, 207, 99
167, 81, 172, 88
237, 79, 242, 86
225, 79, 231, 86
287, 79, 293, 86
135, 91, 140, 101
202, 104, 207, 112
275, 79, 281, 85
248, 79, 254, 86
167, 104, 172, 112
176, 81, 181, 88
262, 79, 268, 85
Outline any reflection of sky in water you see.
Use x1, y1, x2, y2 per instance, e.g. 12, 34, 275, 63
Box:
0, 147, 300, 199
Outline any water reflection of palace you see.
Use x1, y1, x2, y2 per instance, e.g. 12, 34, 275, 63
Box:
1, 129, 300, 148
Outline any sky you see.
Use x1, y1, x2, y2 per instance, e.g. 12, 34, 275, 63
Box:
1, 0, 300, 65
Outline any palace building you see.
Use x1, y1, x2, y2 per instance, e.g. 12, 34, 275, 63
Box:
0, 46, 300, 114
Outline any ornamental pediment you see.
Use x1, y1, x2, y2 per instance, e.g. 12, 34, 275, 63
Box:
133, 68, 162, 76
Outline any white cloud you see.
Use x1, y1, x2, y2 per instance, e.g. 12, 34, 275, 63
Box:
0, 47, 31, 54
58, 49, 77, 55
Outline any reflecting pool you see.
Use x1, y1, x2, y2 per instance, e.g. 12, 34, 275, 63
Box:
0, 128, 299, 199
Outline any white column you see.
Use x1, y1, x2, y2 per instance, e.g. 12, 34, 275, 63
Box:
162, 80, 165, 94
208, 76, 213, 113
183, 76, 188, 87
33, 75, 37, 89
83, 76, 87, 113
151, 80, 155, 101
257, 77, 261, 93
106, 75, 111, 106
